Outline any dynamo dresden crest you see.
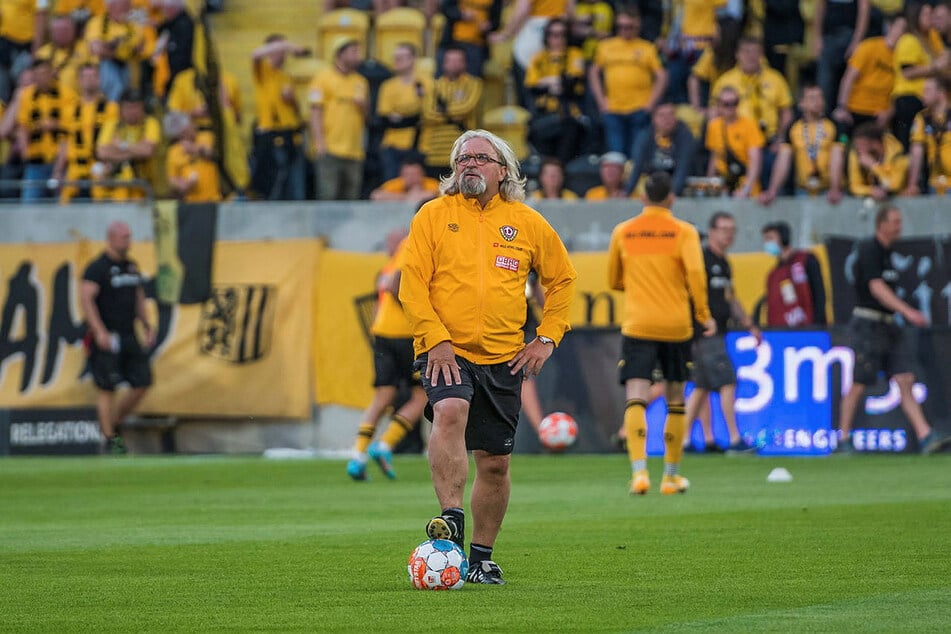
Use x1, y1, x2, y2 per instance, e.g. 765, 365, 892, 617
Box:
499, 225, 518, 242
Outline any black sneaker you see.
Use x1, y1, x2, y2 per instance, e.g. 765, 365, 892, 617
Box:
426, 514, 464, 550
466, 560, 506, 585
920, 431, 951, 455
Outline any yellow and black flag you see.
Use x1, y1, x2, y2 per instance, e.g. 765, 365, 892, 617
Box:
153, 200, 217, 305
186, 0, 249, 194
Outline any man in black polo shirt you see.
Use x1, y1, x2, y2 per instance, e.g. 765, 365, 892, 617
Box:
838, 206, 949, 454
80, 221, 155, 454
683, 211, 761, 453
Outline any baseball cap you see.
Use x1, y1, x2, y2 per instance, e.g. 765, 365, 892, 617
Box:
332, 35, 358, 57
600, 151, 627, 166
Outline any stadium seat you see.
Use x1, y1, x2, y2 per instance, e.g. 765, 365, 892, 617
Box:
374, 7, 427, 69
317, 8, 370, 61
427, 13, 445, 57
286, 57, 328, 105
415, 56, 435, 79
482, 105, 531, 161
675, 104, 704, 139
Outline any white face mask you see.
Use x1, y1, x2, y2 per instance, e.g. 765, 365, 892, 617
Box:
764, 241, 782, 257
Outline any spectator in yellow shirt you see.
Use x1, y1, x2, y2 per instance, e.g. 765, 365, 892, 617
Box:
84, 0, 147, 101
419, 46, 482, 177
833, 16, 905, 142
308, 36, 368, 200
905, 75, 951, 195
53, 62, 118, 203
687, 17, 742, 118
34, 15, 92, 94
662, 0, 725, 104
892, 2, 949, 150
585, 150, 636, 199
589, 8, 667, 157
759, 84, 838, 205
164, 110, 221, 202
705, 86, 765, 198
370, 154, 439, 204
846, 121, 908, 200
17, 57, 77, 201
436, 0, 503, 77
376, 42, 429, 182
250, 33, 307, 201
531, 156, 578, 200
0, 0, 47, 103
93, 87, 159, 201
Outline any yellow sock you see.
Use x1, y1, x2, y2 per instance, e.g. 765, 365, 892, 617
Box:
624, 399, 648, 463
353, 423, 376, 454
664, 402, 686, 467
379, 414, 414, 449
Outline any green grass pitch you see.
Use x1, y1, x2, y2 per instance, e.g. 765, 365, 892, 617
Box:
1, 453, 950, 632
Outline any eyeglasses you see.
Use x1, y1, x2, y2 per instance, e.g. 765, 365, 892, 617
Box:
719, 100, 739, 108
455, 153, 503, 166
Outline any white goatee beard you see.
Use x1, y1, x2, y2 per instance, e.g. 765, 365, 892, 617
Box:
460, 173, 487, 197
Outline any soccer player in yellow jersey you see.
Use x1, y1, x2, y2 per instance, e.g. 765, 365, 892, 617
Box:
308, 36, 368, 200
607, 171, 715, 496
346, 227, 430, 482
400, 129, 576, 584
906, 75, 951, 195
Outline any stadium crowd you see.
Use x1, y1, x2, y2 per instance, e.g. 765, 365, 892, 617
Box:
1, 0, 950, 205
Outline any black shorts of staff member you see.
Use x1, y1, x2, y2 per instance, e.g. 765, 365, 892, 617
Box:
848, 314, 916, 386
415, 353, 522, 455
618, 335, 692, 385
689, 335, 737, 391
87, 332, 153, 392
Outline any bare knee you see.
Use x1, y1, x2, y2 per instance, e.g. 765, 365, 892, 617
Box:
475, 452, 510, 479
432, 398, 469, 427
893, 373, 915, 392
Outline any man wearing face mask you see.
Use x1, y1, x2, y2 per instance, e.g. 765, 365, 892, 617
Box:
760, 221, 827, 328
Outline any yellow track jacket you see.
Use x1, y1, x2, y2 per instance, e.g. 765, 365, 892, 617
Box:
400, 193, 577, 364
607, 205, 711, 342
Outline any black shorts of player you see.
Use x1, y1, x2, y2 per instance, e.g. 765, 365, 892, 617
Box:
618, 335, 691, 385
690, 335, 737, 390
372, 336, 418, 389
849, 316, 915, 386
414, 353, 522, 455
88, 333, 153, 392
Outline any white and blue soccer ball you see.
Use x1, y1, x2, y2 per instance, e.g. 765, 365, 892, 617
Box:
407, 539, 468, 590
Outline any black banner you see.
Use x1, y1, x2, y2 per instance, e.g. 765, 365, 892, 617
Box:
153, 201, 217, 305
1, 408, 101, 455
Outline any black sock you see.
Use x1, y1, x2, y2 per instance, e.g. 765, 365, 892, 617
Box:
469, 543, 492, 566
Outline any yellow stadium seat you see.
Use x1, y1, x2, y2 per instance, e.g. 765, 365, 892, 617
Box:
427, 13, 445, 58
317, 8, 370, 61
482, 105, 531, 161
415, 56, 436, 79
675, 104, 705, 139
374, 7, 427, 69
286, 57, 329, 106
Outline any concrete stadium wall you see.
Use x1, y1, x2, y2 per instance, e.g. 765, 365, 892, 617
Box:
4, 197, 948, 454
4, 196, 949, 253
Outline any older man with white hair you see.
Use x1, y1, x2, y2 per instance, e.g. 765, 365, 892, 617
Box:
399, 129, 577, 585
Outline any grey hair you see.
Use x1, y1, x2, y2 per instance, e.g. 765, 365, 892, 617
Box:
439, 129, 526, 202
163, 110, 191, 140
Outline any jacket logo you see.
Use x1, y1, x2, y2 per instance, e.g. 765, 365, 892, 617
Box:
448, 223, 459, 232
499, 225, 518, 241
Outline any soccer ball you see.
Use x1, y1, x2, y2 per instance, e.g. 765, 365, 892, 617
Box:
538, 412, 578, 451
407, 539, 468, 590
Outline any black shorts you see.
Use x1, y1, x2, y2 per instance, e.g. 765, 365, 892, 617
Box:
849, 317, 915, 385
414, 353, 522, 455
88, 333, 153, 391
372, 336, 418, 388
690, 335, 736, 390
618, 335, 691, 384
